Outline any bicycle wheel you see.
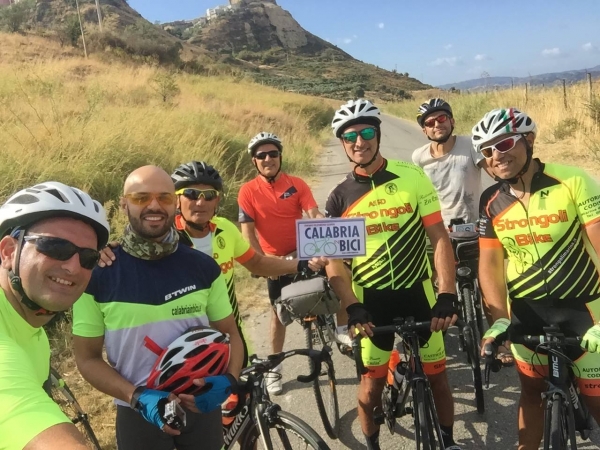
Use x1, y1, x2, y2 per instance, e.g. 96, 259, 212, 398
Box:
48, 369, 102, 450
240, 410, 331, 450
550, 396, 568, 450
303, 319, 340, 439
462, 288, 485, 414
414, 383, 432, 450
323, 242, 337, 256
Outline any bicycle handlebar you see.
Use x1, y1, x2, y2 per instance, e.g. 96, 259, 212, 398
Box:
243, 346, 333, 384
483, 329, 582, 388
352, 317, 469, 381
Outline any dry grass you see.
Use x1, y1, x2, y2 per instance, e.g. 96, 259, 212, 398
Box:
385, 80, 600, 176
0, 32, 336, 448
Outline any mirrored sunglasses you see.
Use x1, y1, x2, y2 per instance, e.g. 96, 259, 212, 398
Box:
481, 135, 523, 159
423, 114, 450, 128
24, 236, 100, 270
175, 188, 219, 201
341, 127, 377, 143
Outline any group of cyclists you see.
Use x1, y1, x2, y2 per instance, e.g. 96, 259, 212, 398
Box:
2, 94, 600, 450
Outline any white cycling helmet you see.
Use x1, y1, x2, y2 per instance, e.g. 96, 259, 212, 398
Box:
247, 132, 283, 155
332, 99, 381, 138
0, 181, 110, 248
472, 108, 537, 153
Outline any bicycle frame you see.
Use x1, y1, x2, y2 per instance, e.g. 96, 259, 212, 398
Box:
486, 326, 593, 449
222, 347, 331, 449
353, 317, 473, 447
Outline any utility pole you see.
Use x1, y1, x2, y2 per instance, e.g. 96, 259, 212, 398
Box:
95, 0, 103, 31
75, 0, 88, 59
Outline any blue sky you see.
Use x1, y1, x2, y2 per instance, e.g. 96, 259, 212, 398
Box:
128, 0, 600, 87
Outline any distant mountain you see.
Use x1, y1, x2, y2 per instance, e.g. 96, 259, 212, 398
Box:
439, 65, 600, 91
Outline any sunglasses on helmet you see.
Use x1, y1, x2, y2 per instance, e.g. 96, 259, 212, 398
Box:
124, 192, 176, 207
175, 188, 219, 202
423, 114, 450, 128
24, 235, 100, 270
254, 150, 281, 160
340, 127, 377, 143
481, 135, 523, 159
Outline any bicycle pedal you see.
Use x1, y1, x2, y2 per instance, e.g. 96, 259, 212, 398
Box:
405, 406, 413, 415
373, 407, 385, 426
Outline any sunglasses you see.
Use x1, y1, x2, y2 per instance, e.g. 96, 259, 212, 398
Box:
254, 150, 281, 160
176, 188, 219, 201
24, 236, 100, 270
423, 114, 450, 128
341, 127, 377, 143
124, 192, 176, 207
481, 135, 523, 159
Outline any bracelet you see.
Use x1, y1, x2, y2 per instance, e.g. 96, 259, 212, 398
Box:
130, 386, 146, 410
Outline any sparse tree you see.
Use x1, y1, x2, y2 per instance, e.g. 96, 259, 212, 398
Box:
353, 86, 365, 99
0, 0, 34, 33
57, 15, 81, 47
151, 72, 180, 103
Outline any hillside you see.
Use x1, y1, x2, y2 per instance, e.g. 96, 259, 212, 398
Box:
0, 0, 430, 99
439, 65, 600, 92
164, 0, 430, 99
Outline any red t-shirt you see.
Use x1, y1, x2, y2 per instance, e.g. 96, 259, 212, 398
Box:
238, 173, 318, 256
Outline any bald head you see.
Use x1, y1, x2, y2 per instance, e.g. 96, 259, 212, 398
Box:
123, 165, 175, 195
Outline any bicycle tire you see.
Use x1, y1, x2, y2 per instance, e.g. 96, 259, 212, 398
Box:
414, 382, 432, 450
550, 396, 568, 450
239, 410, 331, 450
462, 288, 485, 414
48, 369, 102, 450
303, 320, 340, 439
472, 279, 485, 343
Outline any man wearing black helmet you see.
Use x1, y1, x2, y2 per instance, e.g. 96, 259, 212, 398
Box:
238, 132, 329, 395
326, 99, 461, 450
412, 98, 491, 229
0, 181, 110, 450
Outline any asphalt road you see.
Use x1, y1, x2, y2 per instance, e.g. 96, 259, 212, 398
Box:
243, 114, 600, 449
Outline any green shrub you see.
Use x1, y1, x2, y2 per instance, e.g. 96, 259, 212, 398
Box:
553, 118, 579, 141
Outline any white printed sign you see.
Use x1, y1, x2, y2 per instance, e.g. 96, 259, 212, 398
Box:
296, 218, 366, 260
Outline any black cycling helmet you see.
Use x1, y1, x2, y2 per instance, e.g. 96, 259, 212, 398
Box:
171, 161, 223, 191
416, 98, 453, 127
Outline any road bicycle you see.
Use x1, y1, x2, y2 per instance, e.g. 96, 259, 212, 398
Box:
44, 367, 102, 450
353, 317, 475, 450
448, 229, 485, 414
279, 271, 344, 439
222, 347, 333, 450
484, 326, 596, 449
303, 238, 337, 257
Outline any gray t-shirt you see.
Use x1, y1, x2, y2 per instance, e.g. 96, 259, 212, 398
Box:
412, 135, 484, 226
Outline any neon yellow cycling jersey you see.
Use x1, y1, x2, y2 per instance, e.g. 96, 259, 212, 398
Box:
480, 160, 600, 300
325, 159, 443, 289
0, 290, 69, 450
176, 215, 255, 328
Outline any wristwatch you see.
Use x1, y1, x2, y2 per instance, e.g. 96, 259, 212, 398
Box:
130, 386, 146, 410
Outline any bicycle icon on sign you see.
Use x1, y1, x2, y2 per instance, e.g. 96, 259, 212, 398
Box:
304, 238, 337, 256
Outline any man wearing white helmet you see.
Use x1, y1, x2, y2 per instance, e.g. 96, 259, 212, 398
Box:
0, 181, 110, 450
476, 108, 600, 449
326, 99, 461, 450
238, 132, 328, 395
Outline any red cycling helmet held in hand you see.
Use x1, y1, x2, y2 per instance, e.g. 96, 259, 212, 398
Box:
147, 326, 230, 395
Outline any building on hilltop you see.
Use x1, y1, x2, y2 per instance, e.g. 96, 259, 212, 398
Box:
229, 0, 278, 6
